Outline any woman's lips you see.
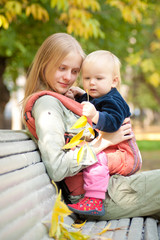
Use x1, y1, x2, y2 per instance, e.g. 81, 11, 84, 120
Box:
59, 82, 69, 88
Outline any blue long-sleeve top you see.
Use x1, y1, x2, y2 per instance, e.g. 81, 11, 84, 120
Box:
76, 88, 131, 133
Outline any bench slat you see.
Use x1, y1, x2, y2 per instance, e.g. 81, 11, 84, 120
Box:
127, 217, 144, 240
81, 220, 97, 235
144, 218, 159, 240
0, 173, 52, 210
0, 140, 38, 157
0, 184, 55, 229
100, 219, 119, 238
111, 218, 130, 240
0, 130, 30, 142
0, 151, 41, 174
90, 220, 107, 235
0, 162, 46, 191
20, 222, 51, 240
158, 223, 160, 239
0, 196, 55, 240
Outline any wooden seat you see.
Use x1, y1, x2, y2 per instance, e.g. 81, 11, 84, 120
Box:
0, 130, 159, 240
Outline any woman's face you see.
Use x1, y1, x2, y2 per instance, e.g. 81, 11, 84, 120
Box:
45, 51, 83, 94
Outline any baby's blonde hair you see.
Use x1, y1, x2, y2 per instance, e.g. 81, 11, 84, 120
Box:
22, 33, 85, 109
82, 50, 121, 89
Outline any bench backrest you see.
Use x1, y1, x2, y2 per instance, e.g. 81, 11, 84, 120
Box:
0, 130, 58, 240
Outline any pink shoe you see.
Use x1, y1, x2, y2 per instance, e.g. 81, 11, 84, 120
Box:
68, 197, 105, 216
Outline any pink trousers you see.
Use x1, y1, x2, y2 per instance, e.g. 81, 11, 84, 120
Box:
83, 137, 142, 199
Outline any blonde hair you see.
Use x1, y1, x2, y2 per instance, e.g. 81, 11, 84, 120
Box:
22, 33, 85, 110
82, 50, 121, 88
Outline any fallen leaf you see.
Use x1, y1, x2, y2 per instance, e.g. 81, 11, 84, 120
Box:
97, 222, 111, 235
72, 220, 87, 229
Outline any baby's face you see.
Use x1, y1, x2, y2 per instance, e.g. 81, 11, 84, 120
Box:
82, 58, 117, 98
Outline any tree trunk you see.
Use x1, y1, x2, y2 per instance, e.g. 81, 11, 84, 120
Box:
0, 57, 10, 129
140, 73, 160, 105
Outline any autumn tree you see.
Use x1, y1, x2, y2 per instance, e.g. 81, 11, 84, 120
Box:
0, 0, 160, 128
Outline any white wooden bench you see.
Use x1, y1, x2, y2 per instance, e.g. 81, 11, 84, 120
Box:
0, 129, 160, 240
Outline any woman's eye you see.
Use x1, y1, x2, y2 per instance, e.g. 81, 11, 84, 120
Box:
72, 69, 80, 74
59, 66, 65, 71
72, 70, 78, 74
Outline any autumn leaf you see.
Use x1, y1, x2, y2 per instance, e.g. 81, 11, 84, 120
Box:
49, 181, 72, 238
88, 127, 95, 137
72, 220, 87, 229
86, 143, 96, 161
63, 139, 83, 149
97, 222, 111, 235
77, 145, 85, 164
70, 116, 87, 129
63, 129, 84, 149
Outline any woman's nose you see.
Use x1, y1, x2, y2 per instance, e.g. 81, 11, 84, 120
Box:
63, 70, 71, 81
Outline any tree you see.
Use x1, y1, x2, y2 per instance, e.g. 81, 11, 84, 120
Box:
0, 0, 160, 128
0, 0, 104, 128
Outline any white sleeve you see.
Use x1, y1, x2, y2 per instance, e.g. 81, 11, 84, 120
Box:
32, 95, 97, 182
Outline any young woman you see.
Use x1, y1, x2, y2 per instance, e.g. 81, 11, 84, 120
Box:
22, 33, 160, 221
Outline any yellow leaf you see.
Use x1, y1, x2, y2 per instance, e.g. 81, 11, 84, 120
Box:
154, 28, 160, 39
149, 72, 160, 87
52, 180, 59, 194
77, 145, 85, 164
70, 129, 84, 144
97, 222, 111, 235
70, 116, 87, 129
88, 127, 95, 137
63, 129, 85, 149
55, 200, 72, 217
141, 59, 155, 73
25, 6, 31, 16
69, 231, 90, 239
72, 220, 87, 229
86, 143, 96, 161
63, 139, 83, 149
150, 41, 160, 51
49, 182, 73, 238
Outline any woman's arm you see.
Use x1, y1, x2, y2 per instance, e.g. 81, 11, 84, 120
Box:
92, 118, 133, 154
32, 96, 133, 181
32, 95, 97, 182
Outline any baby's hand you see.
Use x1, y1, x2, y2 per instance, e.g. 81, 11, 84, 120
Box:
81, 101, 99, 123
69, 86, 85, 96
64, 89, 75, 100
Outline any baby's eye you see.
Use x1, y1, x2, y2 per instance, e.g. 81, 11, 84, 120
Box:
97, 77, 103, 80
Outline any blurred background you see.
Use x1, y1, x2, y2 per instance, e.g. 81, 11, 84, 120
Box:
0, 0, 160, 171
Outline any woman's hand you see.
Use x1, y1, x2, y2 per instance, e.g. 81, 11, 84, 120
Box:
92, 118, 133, 154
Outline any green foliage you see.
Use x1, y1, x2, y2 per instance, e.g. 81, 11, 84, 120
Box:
0, 0, 160, 111
137, 140, 160, 151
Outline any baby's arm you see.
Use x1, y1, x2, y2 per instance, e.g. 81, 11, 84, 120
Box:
81, 101, 99, 124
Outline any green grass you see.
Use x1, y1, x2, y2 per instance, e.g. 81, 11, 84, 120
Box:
137, 140, 160, 151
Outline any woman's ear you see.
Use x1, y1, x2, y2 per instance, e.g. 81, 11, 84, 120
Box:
111, 76, 119, 88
